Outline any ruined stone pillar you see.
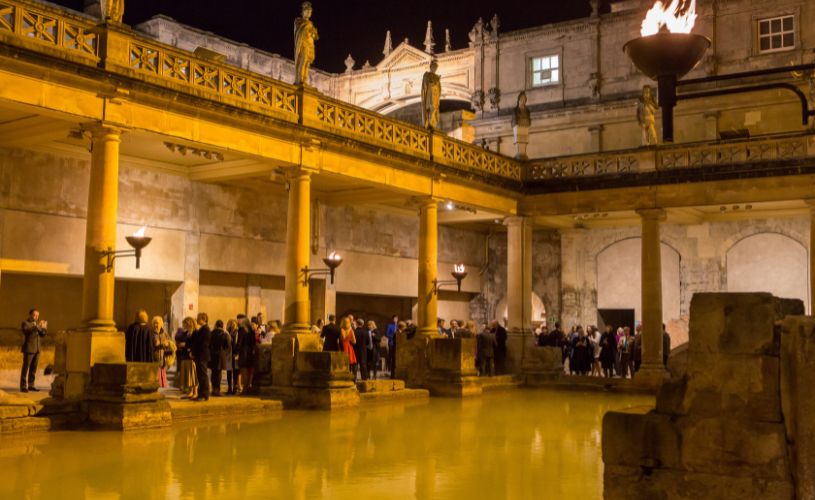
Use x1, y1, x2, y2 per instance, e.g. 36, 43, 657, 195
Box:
283, 167, 312, 335
62, 123, 126, 399
807, 199, 815, 314
417, 198, 439, 337
636, 208, 667, 388
505, 216, 533, 374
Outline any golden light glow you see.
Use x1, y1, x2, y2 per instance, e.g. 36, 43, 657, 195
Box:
133, 226, 147, 238
641, 0, 697, 36
454, 264, 465, 274
327, 251, 341, 261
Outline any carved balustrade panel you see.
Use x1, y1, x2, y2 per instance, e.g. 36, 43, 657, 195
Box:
438, 137, 522, 181
528, 153, 639, 180
314, 97, 430, 157
658, 136, 809, 169
127, 40, 299, 120
0, 1, 98, 58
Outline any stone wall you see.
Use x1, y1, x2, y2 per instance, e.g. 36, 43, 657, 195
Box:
560, 216, 810, 346
0, 147, 489, 334
602, 293, 805, 499
472, 229, 561, 328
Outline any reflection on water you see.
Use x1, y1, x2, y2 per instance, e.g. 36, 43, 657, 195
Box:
0, 389, 652, 500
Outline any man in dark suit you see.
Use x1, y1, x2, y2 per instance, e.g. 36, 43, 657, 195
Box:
353, 318, 369, 380
320, 314, 342, 351
191, 312, 212, 401
209, 320, 228, 396
20, 309, 47, 392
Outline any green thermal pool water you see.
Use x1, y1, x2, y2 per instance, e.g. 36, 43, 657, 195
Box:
0, 389, 653, 500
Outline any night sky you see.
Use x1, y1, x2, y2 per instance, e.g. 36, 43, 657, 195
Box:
49, 1, 609, 73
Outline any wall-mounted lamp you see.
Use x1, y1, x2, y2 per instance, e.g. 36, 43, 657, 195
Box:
432, 264, 468, 294
302, 251, 344, 285
102, 226, 153, 273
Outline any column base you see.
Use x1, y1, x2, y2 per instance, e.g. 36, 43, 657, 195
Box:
426, 338, 482, 398
506, 328, 532, 375
86, 363, 171, 430
271, 331, 321, 388
634, 363, 669, 392
52, 327, 125, 400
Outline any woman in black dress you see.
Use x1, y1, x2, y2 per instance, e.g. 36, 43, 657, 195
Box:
570, 326, 592, 375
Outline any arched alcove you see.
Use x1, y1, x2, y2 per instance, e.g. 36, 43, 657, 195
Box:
495, 292, 547, 326
595, 238, 681, 325
726, 232, 809, 311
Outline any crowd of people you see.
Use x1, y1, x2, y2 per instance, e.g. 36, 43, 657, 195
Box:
535, 322, 671, 378
19, 305, 673, 398
317, 314, 511, 380
120, 309, 518, 401
125, 310, 280, 401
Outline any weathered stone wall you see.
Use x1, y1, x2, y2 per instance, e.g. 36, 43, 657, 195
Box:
0, 148, 489, 333
561, 217, 810, 347
472, 229, 561, 328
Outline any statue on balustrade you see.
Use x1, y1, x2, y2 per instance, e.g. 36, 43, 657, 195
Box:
638, 85, 658, 146
421, 59, 441, 129
512, 91, 531, 159
101, 0, 124, 23
294, 1, 319, 87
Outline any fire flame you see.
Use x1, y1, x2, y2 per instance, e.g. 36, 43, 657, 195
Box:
133, 226, 147, 238
641, 0, 697, 36
328, 251, 341, 261
454, 264, 466, 274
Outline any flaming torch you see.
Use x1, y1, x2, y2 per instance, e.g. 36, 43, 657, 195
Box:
624, 0, 710, 142
433, 264, 468, 294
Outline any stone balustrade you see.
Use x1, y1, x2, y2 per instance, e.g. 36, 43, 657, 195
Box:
528, 132, 815, 181
0, 0, 523, 183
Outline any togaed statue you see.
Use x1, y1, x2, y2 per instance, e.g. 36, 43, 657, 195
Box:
294, 1, 319, 87
638, 85, 658, 146
103, 0, 124, 23
421, 59, 441, 129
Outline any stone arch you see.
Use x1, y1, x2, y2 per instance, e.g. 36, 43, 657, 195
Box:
595, 237, 682, 327
494, 292, 547, 327
725, 232, 809, 312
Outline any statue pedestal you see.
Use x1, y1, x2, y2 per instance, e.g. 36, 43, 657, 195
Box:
425, 338, 482, 398
270, 332, 321, 388
395, 332, 433, 388
522, 346, 564, 385
289, 351, 359, 410
86, 363, 171, 430
51, 329, 125, 400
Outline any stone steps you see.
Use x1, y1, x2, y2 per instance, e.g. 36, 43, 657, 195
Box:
169, 396, 283, 421
479, 374, 522, 392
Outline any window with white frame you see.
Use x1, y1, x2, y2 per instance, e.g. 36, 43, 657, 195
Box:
758, 15, 795, 53
530, 55, 560, 87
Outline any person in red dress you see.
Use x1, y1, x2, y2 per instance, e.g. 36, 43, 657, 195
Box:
340, 316, 357, 374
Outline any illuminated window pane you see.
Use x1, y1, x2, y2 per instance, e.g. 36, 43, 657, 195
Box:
530, 55, 560, 87
758, 15, 795, 53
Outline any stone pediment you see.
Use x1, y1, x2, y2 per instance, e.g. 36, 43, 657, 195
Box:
379, 43, 432, 70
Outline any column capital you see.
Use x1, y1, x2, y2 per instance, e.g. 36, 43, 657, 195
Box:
503, 215, 531, 227
284, 165, 316, 179
410, 196, 441, 210
81, 121, 124, 138
636, 208, 667, 221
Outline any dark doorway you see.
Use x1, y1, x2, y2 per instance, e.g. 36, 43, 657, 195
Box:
336, 293, 414, 331
597, 309, 635, 334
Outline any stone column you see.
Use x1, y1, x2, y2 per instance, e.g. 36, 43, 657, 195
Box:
636, 208, 667, 388
272, 167, 320, 389
170, 231, 200, 331
63, 123, 126, 399
283, 167, 312, 335
807, 199, 815, 314
505, 216, 533, 374
417, 198, 439, 337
